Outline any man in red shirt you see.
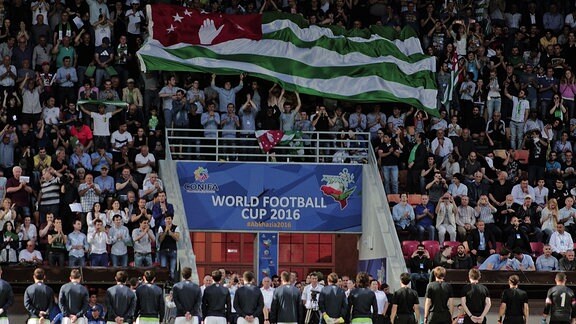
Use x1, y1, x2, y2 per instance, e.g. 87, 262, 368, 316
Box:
69, 120, 93, 151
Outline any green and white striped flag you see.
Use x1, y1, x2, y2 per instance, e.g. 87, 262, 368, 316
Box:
137, 5, 437, 114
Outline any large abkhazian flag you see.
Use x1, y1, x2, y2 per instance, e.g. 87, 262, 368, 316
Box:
137, 4, 438, 113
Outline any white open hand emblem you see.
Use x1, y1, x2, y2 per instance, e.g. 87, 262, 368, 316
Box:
199, 19, 224, 45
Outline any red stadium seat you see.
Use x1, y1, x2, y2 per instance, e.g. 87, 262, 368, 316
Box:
530, 242, 544, 258
443, 241, 461, 257
422, 240, 440, 259
387, 194, 401, 204
402, 240, 419, 260
408, 194, 422, 206
495, 242, 503, 253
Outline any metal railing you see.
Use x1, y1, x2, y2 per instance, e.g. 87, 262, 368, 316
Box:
165, 128, 372, 163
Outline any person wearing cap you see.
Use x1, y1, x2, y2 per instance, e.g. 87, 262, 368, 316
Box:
122, 78, 143, 108
87, 305, 106, 323
478, 248, 513, 270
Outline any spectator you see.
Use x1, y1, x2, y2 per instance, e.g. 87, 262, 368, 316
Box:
5, 166, 32, 218
536, 244, 559, 271
453, 244, 474, 270
478, 248, 514, 270
86, 202, 106, 235
66, 219, 88, 267
510, 248, 536, 271
407, 244, 431, 292
88, 218, 109, 266
78, 173, 101, 213
69, 144, 92, 172
152, 191, 173, 229
391, 193, 415, 238
377, 132, 400, 194
115, 166, 137, 203
132, 217, 154, 267
456, 195, 475, 241
18, 239, 42, 265
110, 122, 133, 160
505, 217, 532, 254
559, 197, 576, 236
47, 217, 67, 266
80, 104, 123, 149
435, 194, 457, 244
549, 223, 574, 259
210, 73, 244, 113
18, 215, 37, 247
414, 194, 435, 242
559, 249, 576, 271
128, 197, 153, 233
158, 214, 180, 281
108, 213, 130, 267
141, 172, 162, 202
94, 165, 114, 208
106, 199, 128, 225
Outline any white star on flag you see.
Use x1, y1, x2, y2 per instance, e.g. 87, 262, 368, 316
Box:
173, 13, 183, 23
184, 9, 192, 16
167, 24, 175, 33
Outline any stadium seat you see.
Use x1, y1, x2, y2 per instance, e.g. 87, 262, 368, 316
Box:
398, 170, 408, 192
402, 240, 419, 260
495, 242, 503, 253
443, 241, 460, 257
530, 242, 544, 258
408, 194, 422, 206
387, 194, 401, 204
422, 240, 440, 259
514, 150, 529, 164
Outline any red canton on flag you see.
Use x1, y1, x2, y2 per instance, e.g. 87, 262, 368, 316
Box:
149, 4, 262, 46
256, 130, 284, 153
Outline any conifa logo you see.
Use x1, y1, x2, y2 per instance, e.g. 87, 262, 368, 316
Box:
320, 168, 356, 209
184, 166, 219, 193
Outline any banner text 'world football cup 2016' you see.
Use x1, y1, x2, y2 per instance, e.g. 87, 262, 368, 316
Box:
177, 162, 363, 233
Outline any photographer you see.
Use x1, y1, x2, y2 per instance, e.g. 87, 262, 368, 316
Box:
302, 272, 323, 324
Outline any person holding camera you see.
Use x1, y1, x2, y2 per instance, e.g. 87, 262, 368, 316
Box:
408, 245, 432, 293
302, 272, 323, 324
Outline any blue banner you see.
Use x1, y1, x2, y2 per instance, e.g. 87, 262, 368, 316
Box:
177, 162, 362, 233
257, 233, 278, 284
358, 258, 387, 284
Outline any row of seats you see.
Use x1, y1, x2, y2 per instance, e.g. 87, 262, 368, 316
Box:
401, 240, 551, 260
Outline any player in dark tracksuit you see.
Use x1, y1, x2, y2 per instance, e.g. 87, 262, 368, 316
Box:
58, 269, 89, 323
0, 267, 13, 322
234, 271, 264, 324
202, 269, 231, 324
173, 267, 202, 322
106, 271, 136, 323
135, 270, 165, 323
24, 268, 54, 322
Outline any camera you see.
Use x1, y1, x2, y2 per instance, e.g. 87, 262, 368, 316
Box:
310, 290, 318, 302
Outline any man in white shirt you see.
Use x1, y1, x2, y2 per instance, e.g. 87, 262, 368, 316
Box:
260, 276, 274, 321
510, 179, 535, 205
134, 145, 155, 180
110, 122, 133, 157
18, 239, 42, 265
88, 218, 110, 266
430, 129, 453, 161
302, 272, 323, 321
80, 103, 124, 149
549, 223, 574, 260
